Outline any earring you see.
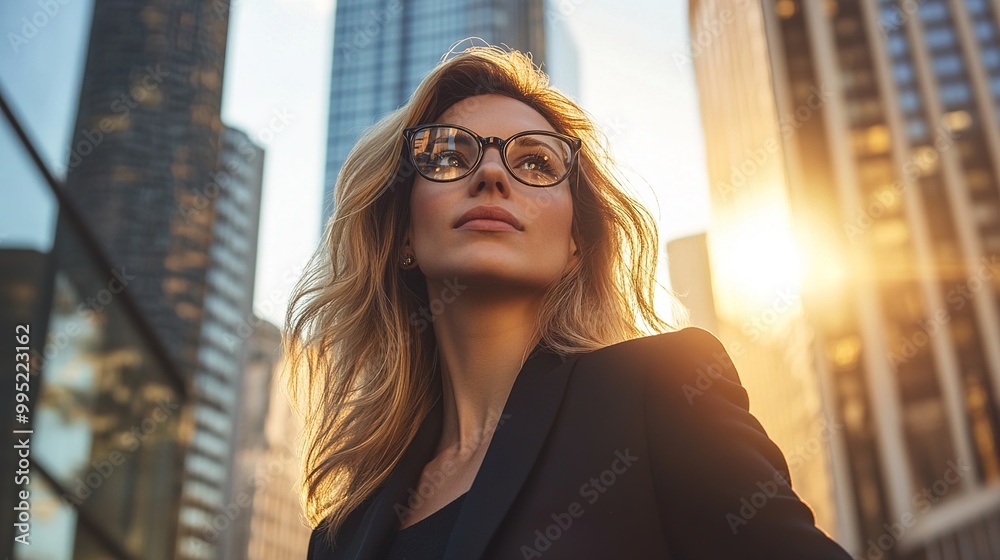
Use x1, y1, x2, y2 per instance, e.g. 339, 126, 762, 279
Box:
401, 253, 415, 268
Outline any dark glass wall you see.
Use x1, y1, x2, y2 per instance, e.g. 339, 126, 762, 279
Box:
1, 3, 191, 556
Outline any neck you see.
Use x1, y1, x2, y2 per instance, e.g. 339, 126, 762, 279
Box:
426, 280, 544, 457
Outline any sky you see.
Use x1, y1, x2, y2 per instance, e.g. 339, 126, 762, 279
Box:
219, 0, 710, 328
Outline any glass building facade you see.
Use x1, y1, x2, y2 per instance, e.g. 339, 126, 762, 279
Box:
690, 0, 1000, 558
1, 25, 191, 560
237, 318, 312, 560
178, 126, 265, 560
57, 0, 232, 379
0, 1, 265, 559
320, 0, 547, 226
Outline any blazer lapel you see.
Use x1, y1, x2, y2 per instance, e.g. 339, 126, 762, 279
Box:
443, 344, 579, 560
340, 385, 445, 560
342, 342, 579, 560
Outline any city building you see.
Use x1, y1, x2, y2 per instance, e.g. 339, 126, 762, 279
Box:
321, 0, 547, 226
226, 317, 279, 560
1, 66, 192, 560
178, 125, 265, 560
544, 11, 582, 101
58, 0, 232, 379
39, 1, 239, 558
231, 318, 311, 560
0, 1, 265, 559
689, 1, 1000, 558
666, 232, 718, 333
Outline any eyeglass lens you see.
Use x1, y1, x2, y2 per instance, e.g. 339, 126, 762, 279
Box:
409, 126, 572, 186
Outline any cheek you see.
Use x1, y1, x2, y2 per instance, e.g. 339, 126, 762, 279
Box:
528, 189, 574, 247
409, 182, 447, 236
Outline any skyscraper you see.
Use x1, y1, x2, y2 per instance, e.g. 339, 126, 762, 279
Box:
1, 75, 192, 560
61, 0, 232, 377
233, 318, 312, 560
42, 1, 242, 558
689, 1, 1000, 558
1, 0, 237, 555
178, 125, 265, 560
321, 0, 547, 226
666, 232, 718, 333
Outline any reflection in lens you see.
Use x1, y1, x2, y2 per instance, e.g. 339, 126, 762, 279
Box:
506, 134, 571, 186
412, 127, 480, 181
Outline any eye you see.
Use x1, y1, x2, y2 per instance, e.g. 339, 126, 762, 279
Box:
431, 151, 469, 169
513, 152, 560, 177
519, 154, 554, 171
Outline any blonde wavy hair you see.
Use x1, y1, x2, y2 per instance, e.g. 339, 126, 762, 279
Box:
284, 45, 682, 546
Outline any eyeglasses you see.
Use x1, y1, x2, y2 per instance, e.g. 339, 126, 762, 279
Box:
401, 123, 582, 188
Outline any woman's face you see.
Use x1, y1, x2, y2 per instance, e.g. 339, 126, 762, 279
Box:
406, 94, 578, 294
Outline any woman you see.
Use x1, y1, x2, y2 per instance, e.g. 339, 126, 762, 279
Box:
287, 46, 852, 559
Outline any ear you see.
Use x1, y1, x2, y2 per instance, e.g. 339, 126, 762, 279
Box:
404, 221, 414, 249
566, 234, 580, 270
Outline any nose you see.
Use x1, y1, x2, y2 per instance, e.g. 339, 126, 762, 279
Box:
468, 140, 511, 197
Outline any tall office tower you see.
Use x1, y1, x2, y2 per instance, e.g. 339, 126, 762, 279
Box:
232, 319, 312, 559
689, 1, 1000, 558
225, 316, 278, 560
320, 0, 547, 225
545, 14, 582, 100
61, 0, 232, 376
177, 126, 265, 560
1, 0, 225, 557
666, 232, 719, 333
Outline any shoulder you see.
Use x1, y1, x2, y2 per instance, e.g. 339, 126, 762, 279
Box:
572, 327, 742, 400
578, 326, 730, 364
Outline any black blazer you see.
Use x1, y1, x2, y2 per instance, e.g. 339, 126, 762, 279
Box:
307, 327, 853, 559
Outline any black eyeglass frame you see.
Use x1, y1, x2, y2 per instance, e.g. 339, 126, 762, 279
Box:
401, 123, 583, 188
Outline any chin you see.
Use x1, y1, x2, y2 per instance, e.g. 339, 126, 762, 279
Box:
423, 263, 559, 292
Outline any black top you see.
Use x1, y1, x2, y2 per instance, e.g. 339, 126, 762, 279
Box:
383, 491, 468, 560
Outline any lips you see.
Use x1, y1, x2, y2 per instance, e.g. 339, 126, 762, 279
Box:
454, 205, 523, 231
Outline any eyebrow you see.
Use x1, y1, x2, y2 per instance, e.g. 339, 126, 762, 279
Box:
512, 135, 562, 153
432, 133, 476, 149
